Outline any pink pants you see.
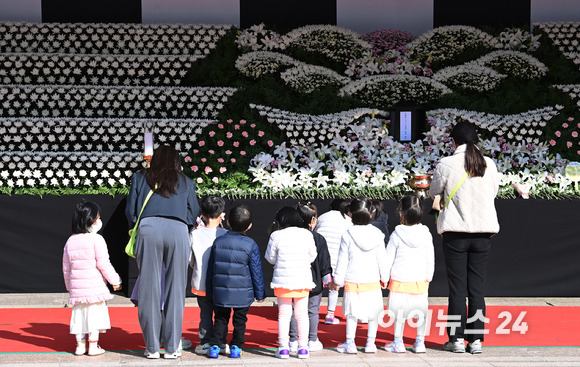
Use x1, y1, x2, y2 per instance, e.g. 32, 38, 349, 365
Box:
277, 296, 309, 347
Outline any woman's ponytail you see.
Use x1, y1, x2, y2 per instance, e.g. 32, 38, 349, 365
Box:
451, 121, 487, 177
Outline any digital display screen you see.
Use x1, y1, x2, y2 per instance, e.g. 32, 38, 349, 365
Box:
400, 111, 412, 141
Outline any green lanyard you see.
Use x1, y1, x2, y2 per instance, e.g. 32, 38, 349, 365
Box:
436, 172, 469, 223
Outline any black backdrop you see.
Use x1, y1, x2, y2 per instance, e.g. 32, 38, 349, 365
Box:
1, 194, 579, 297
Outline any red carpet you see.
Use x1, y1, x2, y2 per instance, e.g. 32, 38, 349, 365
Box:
0, 306, 578, 353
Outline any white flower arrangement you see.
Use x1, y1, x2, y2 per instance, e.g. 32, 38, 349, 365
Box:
0, 22, 230, 55
234, 51, 300, 79
284, 24, 373, 63
430, 106, 562, 145
249, 104, 387, 144
0, 85, 236, 119
534, 22, 580, 68
0, 53, 202, 86
345, 49, 433, 79
0, 117, 216, 153
472, 50, 548, 80
338, 74, 452, 109
433, 64, 506, 93
247, 109, 572, 198
406, 25, 496, 64
491, 27, 541, 52
280, 64, 351, 94
0, 151, 142, 190
236, 23, 290, 51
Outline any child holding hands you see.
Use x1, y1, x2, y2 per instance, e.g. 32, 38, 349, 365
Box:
63, 201, 122, 356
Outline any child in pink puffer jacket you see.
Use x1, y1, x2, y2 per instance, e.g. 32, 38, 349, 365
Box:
63, 201, 122, 356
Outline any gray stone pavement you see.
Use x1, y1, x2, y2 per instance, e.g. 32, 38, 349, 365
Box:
1, 294, 579, 366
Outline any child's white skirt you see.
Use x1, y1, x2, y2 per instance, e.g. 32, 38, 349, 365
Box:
69, 302, 111, 335
387, 291, 428, 320
342, 288, 384, 321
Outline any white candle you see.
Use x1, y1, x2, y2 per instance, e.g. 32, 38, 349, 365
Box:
144, 132, 154, 156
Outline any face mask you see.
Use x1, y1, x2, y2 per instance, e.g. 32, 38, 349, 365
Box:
90, 219, 102, 233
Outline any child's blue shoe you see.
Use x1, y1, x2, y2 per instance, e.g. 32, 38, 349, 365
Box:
207, 345, 220, 359
229, 345, 242, 358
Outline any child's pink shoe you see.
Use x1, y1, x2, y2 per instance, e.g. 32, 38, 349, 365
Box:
324, 315, 340, 325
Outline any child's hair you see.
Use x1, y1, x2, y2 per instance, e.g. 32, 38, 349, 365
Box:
201, 195, 226, 219
275, 206, 304, 229
228, 205, 252, 232
72, 201, 101, 234
398, 195, 424, 225
329, 198, 350, 219
370, 200, 383, 221
295, 201, 318, 229
348, 197, 373, 225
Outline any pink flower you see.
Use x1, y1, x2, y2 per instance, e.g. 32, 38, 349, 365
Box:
217, 158, 224, 163
258, 131, 265, 137
573, 131, 579, 138
227, 119, 233, 123
219, 167, 227, 173
563, 123, 569, 128
568, 117, 575, 121
201, 158, 207, 162
578, 150, 580, 155
208, 150, 215, 155
249, 139, 256, 146
242, 131, 249, 138
209, 131, 216, 137
217, 140, 224, 146
226, 132, 233, 138
578, 123, 580, 129
225, 150, 232, 155
212, 177, 219, 183
549, 139, 556, 146
267, 140, 274, 147
555, 131, 561, 137
205, 166, 213, 174
191, 165, 198, 172
231, 158, 236, 163
240, 151, 246, 156
193, 149, 199, 154
198, 141, 205, 147
218, 124, 224, 129
234, 125, 240, 130
197, 177, 203, 184
233, 141, 240, 147
184, 156, 192, 162
567, 142, 573, 148
240, 119, 246, 124
250, 123, 256, 128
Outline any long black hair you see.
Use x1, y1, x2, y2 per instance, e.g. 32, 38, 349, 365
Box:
144, 145, 181, 198
451, 121, 486, 177
348, 197, 373, 225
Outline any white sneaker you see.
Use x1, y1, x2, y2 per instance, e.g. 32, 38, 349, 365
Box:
364, 339, 377, 353
308, 339, 324, 352
412, 339, 426, 353
87, 342, 106, 356
164, 350, 182, 359
144, 350, 160, 359
467, 339, 482, 354
288, 340, 298, 352
74, 340, 86, 356
195, 342, 210, 355
219, 344, 230, 355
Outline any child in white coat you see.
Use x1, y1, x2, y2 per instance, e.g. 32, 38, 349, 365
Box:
331, 197, 389, 354
265, 206, 317, 359
384, 195, 434, 354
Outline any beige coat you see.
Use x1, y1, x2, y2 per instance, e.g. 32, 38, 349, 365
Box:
430, 144, 500, 235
